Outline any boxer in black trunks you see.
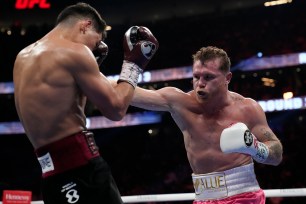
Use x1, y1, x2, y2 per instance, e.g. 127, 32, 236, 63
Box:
36, 131, 122, 204
13, 2, 158, 204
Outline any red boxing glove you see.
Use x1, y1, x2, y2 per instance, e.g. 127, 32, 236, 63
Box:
93, 41, 108, 67
119, 26, 159, 88
123, 26, 159, 68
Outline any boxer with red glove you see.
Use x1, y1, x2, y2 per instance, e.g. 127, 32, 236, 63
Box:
220, 122, 269, 163
93, 41, 108, 67
119, 26, 159, 88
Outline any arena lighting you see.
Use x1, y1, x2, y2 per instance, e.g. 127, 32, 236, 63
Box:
258, 96, 306, 112
1, 51, 305, 94
264, 0, 292, 7
106, 25, 112, 31
0, 112, 161, 135
300, 53, 306, 63
261, 77, 275, 87
1, 96, 306, 135
257, 52, 263, 58
228, 52, 306, 71
283, 91, 293, 99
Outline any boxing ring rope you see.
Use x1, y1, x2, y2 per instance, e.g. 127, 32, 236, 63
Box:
121, 188, 306, 203
1, 188, 306, 204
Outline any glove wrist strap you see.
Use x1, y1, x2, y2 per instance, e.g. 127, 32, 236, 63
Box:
251, 138, 269, 163
118, 60, 142, 88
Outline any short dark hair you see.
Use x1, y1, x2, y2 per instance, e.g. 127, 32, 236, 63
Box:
56, 2, 107, 38
192, 46, 231, 73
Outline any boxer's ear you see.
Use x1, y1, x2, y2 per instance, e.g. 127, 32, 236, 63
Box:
225, 72, 232, 84
80, 20, 92, 34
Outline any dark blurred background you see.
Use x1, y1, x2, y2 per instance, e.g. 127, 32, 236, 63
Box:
1, 0, 306, 203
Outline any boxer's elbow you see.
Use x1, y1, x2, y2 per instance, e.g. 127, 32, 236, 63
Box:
108, 110, 126, 121
269, 156, 282, 166
101, 111, 124, 121
101, 102, 128, 121
268, 143, 283, 166
274, 146, 283, 166
275, 155, 283, 166
108, 114, 124, 121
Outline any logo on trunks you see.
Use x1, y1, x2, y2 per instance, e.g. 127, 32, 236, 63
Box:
141, 42, 157, 59
61, 182, 80, 203
66, 190, 79, 203
244, 130, 253, 147
192, 172, 228, 199
193, 174, 226, 194
84, 131, 99, 155
37, 152, 54, 173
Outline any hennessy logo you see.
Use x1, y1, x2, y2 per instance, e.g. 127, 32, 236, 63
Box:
5, 194, 30, 201
3, 190, 32, 203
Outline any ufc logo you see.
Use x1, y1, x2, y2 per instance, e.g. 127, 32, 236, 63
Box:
15, 0, 51, 9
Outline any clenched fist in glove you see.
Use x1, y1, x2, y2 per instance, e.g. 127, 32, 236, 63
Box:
220, 122, 269, 163
119, 26, 159, 88
93, 41, 108, 67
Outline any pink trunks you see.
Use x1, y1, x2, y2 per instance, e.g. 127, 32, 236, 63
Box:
193, 189, 265, 204
192, 163, 265, 203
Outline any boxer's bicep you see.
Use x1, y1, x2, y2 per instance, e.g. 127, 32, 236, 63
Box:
246, 99, 278, 143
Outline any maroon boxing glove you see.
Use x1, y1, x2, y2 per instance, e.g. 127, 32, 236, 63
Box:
118, 26, 159, 88
93, 41, 108, 67
123, 26, 158, 68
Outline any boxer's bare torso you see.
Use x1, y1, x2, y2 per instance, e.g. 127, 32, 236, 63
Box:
132, 58, 281, 174
167, 90, 254, 174
134, 86, 277, 174
14, 38, 87, 149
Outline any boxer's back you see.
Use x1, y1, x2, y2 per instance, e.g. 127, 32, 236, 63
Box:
14, 38, 86, 149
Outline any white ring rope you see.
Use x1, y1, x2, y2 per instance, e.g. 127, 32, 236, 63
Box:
122, 189, 306, 203
1, 188, 306, 204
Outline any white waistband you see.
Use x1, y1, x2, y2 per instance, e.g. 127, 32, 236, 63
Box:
192, 163, 260, 200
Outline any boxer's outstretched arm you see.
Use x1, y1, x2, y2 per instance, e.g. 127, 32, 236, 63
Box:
107, 78, 172, 111
131, 86, 182, 112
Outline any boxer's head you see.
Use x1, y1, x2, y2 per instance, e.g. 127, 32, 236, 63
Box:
192, 46, 232, 102
56, 2, 107, 40
192, 46, 231, 74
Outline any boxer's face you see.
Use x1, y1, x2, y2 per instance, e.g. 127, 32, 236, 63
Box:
85, 30, 103, 51
81, 20, 103, 50
192, 58, 229, 102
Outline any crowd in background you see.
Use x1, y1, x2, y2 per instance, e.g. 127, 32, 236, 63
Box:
1, 1, 306, 203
